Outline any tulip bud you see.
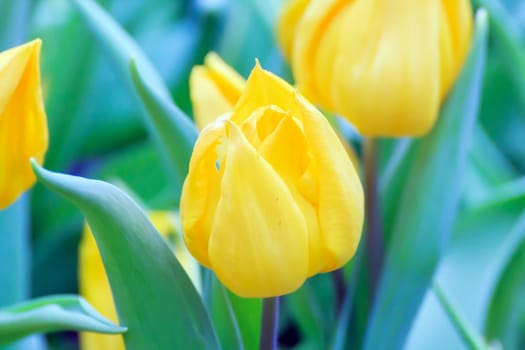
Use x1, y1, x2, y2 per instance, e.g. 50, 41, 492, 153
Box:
277, 0, 473, 137
189, 52, 245, 129
0, 39, 48, 208
79, 212, 200, 350
181, 63, 364, 298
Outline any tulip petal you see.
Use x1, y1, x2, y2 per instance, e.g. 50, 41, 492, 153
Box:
276, 0, 311, 60
250, 108, 327, 275
190, 67, 233, 129
0, 39, 48, 209
333, 0, 442, 136
286, 0, 472, 137
208, 121, 308, 297
295, 94, 364, 272
440, 0, 473, 96
290, 0, 347, 110
180, 121, 225, 267
189, 53, 245, 129
232, 63, 302, 125
204, 53, 245, 102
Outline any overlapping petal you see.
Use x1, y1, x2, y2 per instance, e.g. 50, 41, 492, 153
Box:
209, 122, 309, 297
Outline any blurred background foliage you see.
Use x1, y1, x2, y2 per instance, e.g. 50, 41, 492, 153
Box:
0, 0, 525, 349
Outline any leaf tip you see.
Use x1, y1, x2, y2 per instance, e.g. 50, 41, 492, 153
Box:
30, 157, 45, 181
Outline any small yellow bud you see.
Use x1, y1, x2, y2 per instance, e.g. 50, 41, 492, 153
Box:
189, 52, 245, 129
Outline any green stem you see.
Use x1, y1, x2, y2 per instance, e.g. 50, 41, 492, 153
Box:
433, 282, 487, 350
364, 137, 384, 299
259, 297, 279, 350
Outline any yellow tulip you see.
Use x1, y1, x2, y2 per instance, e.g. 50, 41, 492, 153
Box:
181, 62, 364, 298
79, 211, 201, 350
189, 52, 245, 129
0, 39, 48, 208
277, 0, 473, 137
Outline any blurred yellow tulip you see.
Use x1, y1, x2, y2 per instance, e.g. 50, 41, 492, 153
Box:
181, 62, 364, 298
79, 211, 201, 350
277, 0, 473, 137
189, 52, 245, 129
0, 39, 48, 208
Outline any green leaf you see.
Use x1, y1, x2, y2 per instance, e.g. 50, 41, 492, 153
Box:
0, 197, 29, 308
473, 0, 525, 106
130, 59, 197, 186
287, 277, 329, 349
433, 282, 487, 350
406, 188, 525, 349
463, 125, 519, 206
203, 271, 262, 350
363, 10, 489, 350
207, 274, 245, 350
91, 141, 172, 207
486, 235, 525, 350
379, 138, 415, 245
72, 0, 197, 192
328, 254, 362, 350
0, 295, 126, 346
32, 162, 221, 350
226, 290, 261, 350
71, 0, 169, 100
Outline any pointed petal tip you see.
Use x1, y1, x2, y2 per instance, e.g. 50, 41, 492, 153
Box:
251, 58, 266, 77
204, 51, 220, 64
28, 38, 42, 49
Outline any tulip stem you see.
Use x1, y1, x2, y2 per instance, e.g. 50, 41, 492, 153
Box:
364, 137, 384, 299
260, 297, 280, 350
332, 268, 346, 316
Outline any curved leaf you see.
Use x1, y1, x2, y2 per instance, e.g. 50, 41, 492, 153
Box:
0, 197, 29, 308
486, 237, 525, 349
363, 10, 489, 350
130, 60, 197, 185
72, 0, 197, 194
407, 189, 525, 350
473, 0, 525, 106
32, 161, 221, 350
0, 295, 126, 346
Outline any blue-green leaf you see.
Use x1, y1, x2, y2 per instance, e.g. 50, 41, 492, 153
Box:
0, 197, 29, 308
203, 271, 262, 350
72, 0, 169, 100
363, 10, 489, 350
32, 162, 221, 350
72, 0, 197, 193
486, 233, 525, 349
130, 60, 197, 185
0, 295, 126, 346
207, 274, 245, 350
407, 186, 525, 350
473, 0, 525, 106
432, 282, 487, 350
